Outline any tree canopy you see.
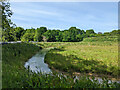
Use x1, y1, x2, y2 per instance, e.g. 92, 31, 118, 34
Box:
1, 1, 119, 42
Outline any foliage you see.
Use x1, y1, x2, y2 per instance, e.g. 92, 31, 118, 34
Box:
14, 27, 25, 40
1, 1, 119, 42
2, 42, 120, 88
34, 27, 47, 42
86, 29, 95, 33
1, 1, 16, 42
21, 28, 35, 42
2, 1, 120, 89
43, 30, 59, 42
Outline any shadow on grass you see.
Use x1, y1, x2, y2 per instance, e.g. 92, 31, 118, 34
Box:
45, 51, 116, 76
53, 47, 65, 51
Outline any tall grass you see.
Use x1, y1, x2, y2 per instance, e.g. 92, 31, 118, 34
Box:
43, 36, 119, 78
2, 36, 120, 88
2, 43, 40, 88
83, 36, 118, 42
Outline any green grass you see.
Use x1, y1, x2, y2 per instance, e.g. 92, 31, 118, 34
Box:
2, 43, 41, 88
2, 36, 120, 88
43, 36, 119, 78
83, 36, 118, 42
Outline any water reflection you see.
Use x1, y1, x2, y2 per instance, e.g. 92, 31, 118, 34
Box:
24, 48, 54, 74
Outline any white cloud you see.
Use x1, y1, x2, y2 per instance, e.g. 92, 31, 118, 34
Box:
31, 9, 59, 16
10, 2, 118, 33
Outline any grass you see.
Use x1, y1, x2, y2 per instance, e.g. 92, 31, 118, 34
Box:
2, 43, 41, 88
83, 36, 118, 42
2, 36, 120, 88
43, 36, 119, 78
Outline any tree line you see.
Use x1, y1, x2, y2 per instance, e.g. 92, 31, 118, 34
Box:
1, 1, 119, 42
2, 26, 119, 42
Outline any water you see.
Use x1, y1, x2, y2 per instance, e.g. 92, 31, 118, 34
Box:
24, 47, 120, 84
24, 47, 54, 74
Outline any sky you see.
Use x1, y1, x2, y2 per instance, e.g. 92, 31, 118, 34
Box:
10, 2, 118, 33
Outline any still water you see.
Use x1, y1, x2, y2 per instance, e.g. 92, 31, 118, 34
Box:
24, 47, 54, 74
24, 47, 120, 84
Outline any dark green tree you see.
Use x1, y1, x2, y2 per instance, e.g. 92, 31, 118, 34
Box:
34, 27, 47, 41
86, 29, 95, 37
1, 1, 16, 42
43, 30, 59, 42
38, 27, 47, 35
14, 27, 25, 41
110, 30, 119, 35
62, 30, 71, 42
21, 28, 35, 42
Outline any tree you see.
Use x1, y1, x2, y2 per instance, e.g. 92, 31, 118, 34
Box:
43, 30, 52, 42
1, 1, 16, 42
43, 30, 59, 42
68, 27, 83, 42
34, 27, 47, 42
103, 32, 110, 36
62, 30, 71, 42
21, 33, 34, 42
86, 29, 95, 37
14, 27, 25, 40
21, 28, 35, 42
38, 27, 47, 35
55, 31, 63, 42
34, 32, 42, 42
110, 30, 119, 35
76, 34, 83, 41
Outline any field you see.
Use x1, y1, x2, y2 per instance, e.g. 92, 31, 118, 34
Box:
2, 36, 120, 88
42, 36, 119, 78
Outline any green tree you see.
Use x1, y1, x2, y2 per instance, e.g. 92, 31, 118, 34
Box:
62, 30, 71, 42
14, 27, 25, 41
110, 30, 119, 35
76, 34, 83, 41
1, 1, 16, 42
55, 31, 63, 42
21, 28, 35, 42
21, 33, 34, 42
86, 29, 95, 37
43, 30, 58, 42
34, 32, 42, 42
103, 32, 110, 36
68, 27, 83, 42
38, 27, 47, 35
34, 27, 47, 42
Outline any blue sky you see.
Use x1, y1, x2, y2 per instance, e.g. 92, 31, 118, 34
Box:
10, 2, 118, 33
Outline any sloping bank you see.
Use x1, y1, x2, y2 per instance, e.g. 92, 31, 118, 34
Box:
2, 43, 41, 88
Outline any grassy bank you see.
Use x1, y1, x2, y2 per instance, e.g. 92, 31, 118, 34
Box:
2, 37, 120, 88
44, 36, 119, 78
2, 43, 41, 88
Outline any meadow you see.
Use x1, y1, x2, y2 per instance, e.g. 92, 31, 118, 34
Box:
2, 36, 120, 88
42, 36, 119, 78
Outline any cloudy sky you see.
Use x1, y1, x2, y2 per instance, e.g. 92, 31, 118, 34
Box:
10, 2, 118, 33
